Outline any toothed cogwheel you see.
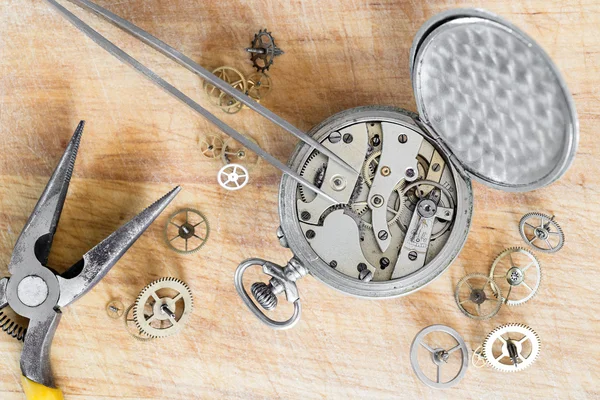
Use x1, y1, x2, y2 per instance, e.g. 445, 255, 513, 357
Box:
454, 273, 503, 320
165, 208, 210, 254
482, 323, 540, 372
133, 278, 193, 338
519, 212, 564, 253
246, 29, 284, 73
490, 247, 541, 306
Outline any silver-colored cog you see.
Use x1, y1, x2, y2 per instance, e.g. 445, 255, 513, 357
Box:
490, 247, 541, 306
519, 212, 564, 253
454, 273, 503, 320
133, 277, 194, 339
482, 323, 541, 372
410, 325, 468, 389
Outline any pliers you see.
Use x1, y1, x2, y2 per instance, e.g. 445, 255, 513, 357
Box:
0, 122, 180, 399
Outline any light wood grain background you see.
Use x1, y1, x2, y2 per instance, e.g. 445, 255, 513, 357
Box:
0, 0, 598, 398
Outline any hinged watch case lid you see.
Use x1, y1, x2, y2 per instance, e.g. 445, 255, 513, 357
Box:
409, 9, 579, 192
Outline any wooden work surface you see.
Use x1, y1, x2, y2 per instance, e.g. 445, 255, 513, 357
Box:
0, 0, 598, 398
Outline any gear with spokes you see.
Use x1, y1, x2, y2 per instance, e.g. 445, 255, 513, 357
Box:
218, 163, 250, 191
203, 66, 247, 114
410, 325, 469, 389
133, 277, 193, 339
482, 323, 541, 372
124, 303, 153, 341
246, 29, 284, 72
519, 212, 564, 253
164, 208, 210, 254
490, 247, 542, 306
199, 135, 224, 159
454, 273, 503, 320
246, 72, 273, 101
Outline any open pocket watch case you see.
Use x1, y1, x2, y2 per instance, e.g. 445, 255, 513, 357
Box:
235, 9, 578, 329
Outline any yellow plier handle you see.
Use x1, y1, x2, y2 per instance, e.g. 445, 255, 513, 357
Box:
21, 376, 64, 400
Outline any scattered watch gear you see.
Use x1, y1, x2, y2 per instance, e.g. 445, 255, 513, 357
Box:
165, 208, 210, 254
203, 66, 247, 114
454, 273, 503, 320
410, 325, 468, 389
0, 306, 27, 342
133, 277, 193, 339
124, 304, 152, 341
490, 247, 542, 306
221, 135, 260, 167
482, 323, 541, 372
519, 212, 564, 253
218, 163, 249, 191
246, 29, 284, 72
199, 135, 224, 159
471, 345, 487, 368
106, 300, 125, 319
246, 72, 273, 101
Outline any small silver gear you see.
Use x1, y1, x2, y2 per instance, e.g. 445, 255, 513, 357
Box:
490, 247, 542, 306
482, 323, 541, 372
133, 277, 193, 339
454, 273, 503, 320
164, 208, 210, 254
410, 325, 469, 389
519, 212, 564, 253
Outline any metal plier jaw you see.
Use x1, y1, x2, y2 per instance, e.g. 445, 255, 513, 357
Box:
0, 122, 180, 398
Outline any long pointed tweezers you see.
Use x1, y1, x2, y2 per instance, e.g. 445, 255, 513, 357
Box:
46, 0, 345, 203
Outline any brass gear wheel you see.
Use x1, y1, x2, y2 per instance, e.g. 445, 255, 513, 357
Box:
164, 208, 210, 254
246, 72, 273, 101
482, 323, 540, 372
133, 277, 193, 339
199, 135, 224, 159
203, 66, 247, 114
124, 304, 152, 342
